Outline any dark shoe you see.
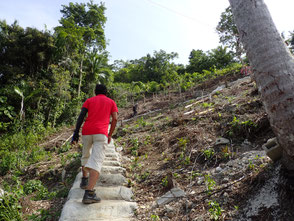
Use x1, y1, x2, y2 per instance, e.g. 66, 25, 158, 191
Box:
80, 177, 88, 189
82, 190, 101, 204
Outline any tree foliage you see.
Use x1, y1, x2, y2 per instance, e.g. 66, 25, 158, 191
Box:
55, 0, 108, 97
209, 46, 235, 69
0, 1, 110, 133
186, 49, 212, 73
216, 7, 245, 62
186, 46, 235, 74
0, 20, 54, 85
113, 50, 179, 84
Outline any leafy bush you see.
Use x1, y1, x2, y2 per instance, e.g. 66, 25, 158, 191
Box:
226, 116, 257, 138
0, 180, 23, 221
0, 124, 55, 175
205, 174, 216, 195
130, 138, 139, 156
209, 200, 224, 220
28, 208, 57, 221
203, 148, 215, 160
0, 96, 16, 132
58, 142, 71, 154
24, 180, 44, 195
0, 193, 22, 221
24, 180, 56, 200
0, 151, 18, 176
148, 81, 161, 93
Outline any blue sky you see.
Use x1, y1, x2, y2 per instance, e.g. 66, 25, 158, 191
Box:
0, 0, 293, 65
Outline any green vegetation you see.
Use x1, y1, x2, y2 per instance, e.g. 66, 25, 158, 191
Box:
0, 125, 55, 176
203, 148, 215, 160
177, 137, 189, 164
150, 214, 160, 220
161, 176, 168, 187
216, 6, 244, 62
204, 174, 216, 195
0, 193, 22, 221
135, 117, 152, 128
130, 138, 140, 156
227, 116, 257, 138
202, 102, 214, 108
24, 180, 56, 200
208, 200, 224, 220
28, 208, 59, 221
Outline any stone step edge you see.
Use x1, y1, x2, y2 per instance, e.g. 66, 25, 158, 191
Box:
67, 186, 134, 201
59, 200, 137, 220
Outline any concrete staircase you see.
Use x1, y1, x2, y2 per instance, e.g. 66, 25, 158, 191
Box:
59, 140, 137, 221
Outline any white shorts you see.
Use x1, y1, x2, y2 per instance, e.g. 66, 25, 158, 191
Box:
81, 134, 108, 173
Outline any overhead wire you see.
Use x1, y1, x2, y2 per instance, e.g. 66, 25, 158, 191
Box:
144, 0, 216, 29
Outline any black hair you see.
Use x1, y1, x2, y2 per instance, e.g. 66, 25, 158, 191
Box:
95, 84, 107, 95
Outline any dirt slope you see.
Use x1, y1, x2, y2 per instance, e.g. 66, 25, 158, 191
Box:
116, 75, 294, 220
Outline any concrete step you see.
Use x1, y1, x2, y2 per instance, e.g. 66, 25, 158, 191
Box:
59, 138, 136, 221
105, 145, 116, 150
105, 152, 119, 158
101, 165, 126, 174
97, 173, 127, 186
104, 156, 119, 161
59, 200, 137, 221
73, 173, 127, 187
67, 186, 133, 201
103, 160, 121, 167
104, 148, 116, 154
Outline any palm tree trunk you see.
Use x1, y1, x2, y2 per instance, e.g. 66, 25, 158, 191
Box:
229, 0, 294, 170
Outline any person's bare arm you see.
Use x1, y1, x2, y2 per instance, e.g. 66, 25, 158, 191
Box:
108, 112, 118, 144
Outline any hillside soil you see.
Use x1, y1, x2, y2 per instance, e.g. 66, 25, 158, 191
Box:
116, 74, 294, 220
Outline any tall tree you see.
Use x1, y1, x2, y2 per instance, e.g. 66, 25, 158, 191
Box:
83, 49, 112, 96
0, 20, 54, 85
186, 47, 234, 73
228, 0, 294, 170
113, 50, 178, 83
186, 49, 212, 74
0, 20, 58, 127
208, 46, 235, 69
216, 7, 245, 62
144, 50, 178, 83
55, 1, 107, 97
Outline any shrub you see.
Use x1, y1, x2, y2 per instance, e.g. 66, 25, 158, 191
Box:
24, 180, 56, 200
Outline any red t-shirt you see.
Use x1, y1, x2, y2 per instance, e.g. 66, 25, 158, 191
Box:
81, 94, 118, 136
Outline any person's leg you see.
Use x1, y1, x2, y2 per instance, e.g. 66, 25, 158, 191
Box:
81, 135, 93, 177
86, 168, 99, 190
82, 166, 89, 177
80, 135, 93, 189
85, 134, 107, 187
82, 134, 107, 204
82, 168, 101, 204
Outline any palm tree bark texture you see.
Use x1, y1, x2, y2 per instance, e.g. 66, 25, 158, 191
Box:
228, 0, 294, 170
